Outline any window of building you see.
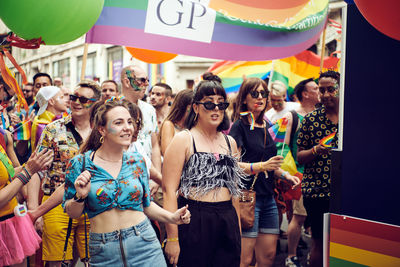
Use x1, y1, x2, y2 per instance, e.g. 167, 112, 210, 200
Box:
53, 58, 70, 87
77, 52, 97, 81
107, 46, 123, 83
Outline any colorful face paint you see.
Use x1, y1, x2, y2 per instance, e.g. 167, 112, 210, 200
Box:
107, 120, 119, 134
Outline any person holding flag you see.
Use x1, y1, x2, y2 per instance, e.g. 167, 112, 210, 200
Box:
296, 71, 340, 267
230, 77, 300, 267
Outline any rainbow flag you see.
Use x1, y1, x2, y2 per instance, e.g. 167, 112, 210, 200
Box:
268, 118, 288, 143
86, 0, 328, 61
11, 120, 31, 141
328, 213, 400, 266
320, 131, 336, 147
207, 50, 340, 94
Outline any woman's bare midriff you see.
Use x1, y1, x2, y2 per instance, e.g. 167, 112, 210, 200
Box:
185, 187, 232, 202
90, 208, 147, 233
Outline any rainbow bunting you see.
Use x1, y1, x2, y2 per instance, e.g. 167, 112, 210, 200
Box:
328, 213, 400, 266
207, 50, 340, 94
320, 131, 336, 147
86, 0, 328, 61
11, 120, 31, 141
268, 118, 288, 143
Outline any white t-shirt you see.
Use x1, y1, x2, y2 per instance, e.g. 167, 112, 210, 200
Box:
265, 102, 300, 123
137, 99, 158, 160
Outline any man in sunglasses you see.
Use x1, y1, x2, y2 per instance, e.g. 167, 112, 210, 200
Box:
265, 80, 300, 123
296, 71, 340, 267
28, 80, 101, 266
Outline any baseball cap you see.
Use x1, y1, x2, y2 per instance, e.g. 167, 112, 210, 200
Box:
36, 86, 60, 115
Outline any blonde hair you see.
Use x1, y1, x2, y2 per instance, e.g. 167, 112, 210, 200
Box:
270, 80, 287, 97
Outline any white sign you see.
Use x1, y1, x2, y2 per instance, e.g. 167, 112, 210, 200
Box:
145, 0, 216, 43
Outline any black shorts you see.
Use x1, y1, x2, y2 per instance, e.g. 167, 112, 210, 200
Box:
303, 198, 330, 240
177, 196, 241, 267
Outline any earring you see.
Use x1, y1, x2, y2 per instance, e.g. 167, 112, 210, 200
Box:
100, 136, 104, 144
194, 113, 198, 122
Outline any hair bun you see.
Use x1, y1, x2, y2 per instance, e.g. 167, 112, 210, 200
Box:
202, 72, 222, 84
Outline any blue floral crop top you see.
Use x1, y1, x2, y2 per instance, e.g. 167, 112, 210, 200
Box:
63, 150, 151, 219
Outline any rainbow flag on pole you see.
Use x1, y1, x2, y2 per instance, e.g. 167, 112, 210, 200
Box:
11, 120, 31, 141
207, 50, 340, 94
320, 131, 336, 147
86, 0, 328, 61
268, 118, 288, 143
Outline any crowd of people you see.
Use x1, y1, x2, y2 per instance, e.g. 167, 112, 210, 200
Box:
0, 65, 340, 267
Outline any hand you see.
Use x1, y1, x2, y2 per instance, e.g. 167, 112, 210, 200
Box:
9, 113, 22, 127
171, 204, 191, 225
315, 144, 331, 155
34, 216, 44, 235
286, 174, 301, 189
74, 170, 91, 199
25, 148, 54, 174
149, 179, 159, 197
262, 155, 283, 171
165, 239, 180, 267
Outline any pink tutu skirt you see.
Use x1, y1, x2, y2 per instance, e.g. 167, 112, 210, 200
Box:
0, 214, 41, 266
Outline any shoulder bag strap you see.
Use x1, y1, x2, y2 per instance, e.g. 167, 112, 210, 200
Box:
62, 218, 73, 262
289, 110, 299, 149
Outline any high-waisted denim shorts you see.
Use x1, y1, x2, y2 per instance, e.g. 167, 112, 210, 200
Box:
241, 194, 280, 238
89, 218, 166, 267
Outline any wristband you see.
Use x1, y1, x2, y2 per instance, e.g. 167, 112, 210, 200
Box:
280, 171, 289, 180
311, 146, 318, 156
73, 193, 86, 203
162, 237, 179, 248
22, 167, 32, 179
250, 163, 255, 174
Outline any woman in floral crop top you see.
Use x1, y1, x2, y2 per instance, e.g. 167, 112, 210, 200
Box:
63, 99, 190, 267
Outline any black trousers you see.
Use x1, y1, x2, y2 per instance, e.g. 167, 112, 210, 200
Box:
177, 196, 241, 267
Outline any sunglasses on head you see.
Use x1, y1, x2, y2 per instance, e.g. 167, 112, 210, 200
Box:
319, 84, 338, 94
196, 101, 229, 111
249, 90, 268, 99
69, 94, 96, 104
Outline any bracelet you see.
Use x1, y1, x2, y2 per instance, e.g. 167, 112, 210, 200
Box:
16, 172, 29, 185
22, 167, 32, 180
280, 171, 289, 180
73, 193, 86, 203
250, 163, 255, 174
259, 162, 263, 172
311, 146, 318, 156
162, 237, 179, 248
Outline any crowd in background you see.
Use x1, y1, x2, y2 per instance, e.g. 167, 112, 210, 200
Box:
0, 66, 340, 267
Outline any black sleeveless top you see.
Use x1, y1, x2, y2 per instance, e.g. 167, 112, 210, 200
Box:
179, 134, 246, 199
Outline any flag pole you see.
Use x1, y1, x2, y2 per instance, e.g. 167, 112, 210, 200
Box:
80, 43, 89, 81
319, 27, 327, 72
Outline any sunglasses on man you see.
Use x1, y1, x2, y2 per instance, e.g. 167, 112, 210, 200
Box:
69, 94, 97, 104
249, 90, 268, 99
196, 101, 229, 111
319, 84, 339, 94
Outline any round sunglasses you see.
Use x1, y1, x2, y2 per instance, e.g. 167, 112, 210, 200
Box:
249, 90, 268, 99
196, 101, 229, 111
69, 94, 97, 104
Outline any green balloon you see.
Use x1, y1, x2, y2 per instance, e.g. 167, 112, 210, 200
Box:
0, 0, 104, 45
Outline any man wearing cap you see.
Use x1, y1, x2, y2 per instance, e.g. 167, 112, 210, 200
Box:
31, 86, 69, 151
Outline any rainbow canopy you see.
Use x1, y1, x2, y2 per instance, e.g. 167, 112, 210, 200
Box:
207, 50, 340, 94
86, 0, 328, 60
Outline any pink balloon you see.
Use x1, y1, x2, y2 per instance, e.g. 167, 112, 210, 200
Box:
354, 0, 400, 41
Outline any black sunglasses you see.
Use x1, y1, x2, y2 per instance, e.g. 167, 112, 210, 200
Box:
135, 77, 149, 84
249, 90, 268, 99
69, 94, 96, 104
319, 85, 338, 94
196, 101, 229, 111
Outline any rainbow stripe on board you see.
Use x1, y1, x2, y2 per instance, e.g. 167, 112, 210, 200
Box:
329, 214, 400, 267
320, 131, 336, 147
268, 117, 288, 143
207, 50, 340, 94
12, 120, 31, 141
86, 0, 328, 60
